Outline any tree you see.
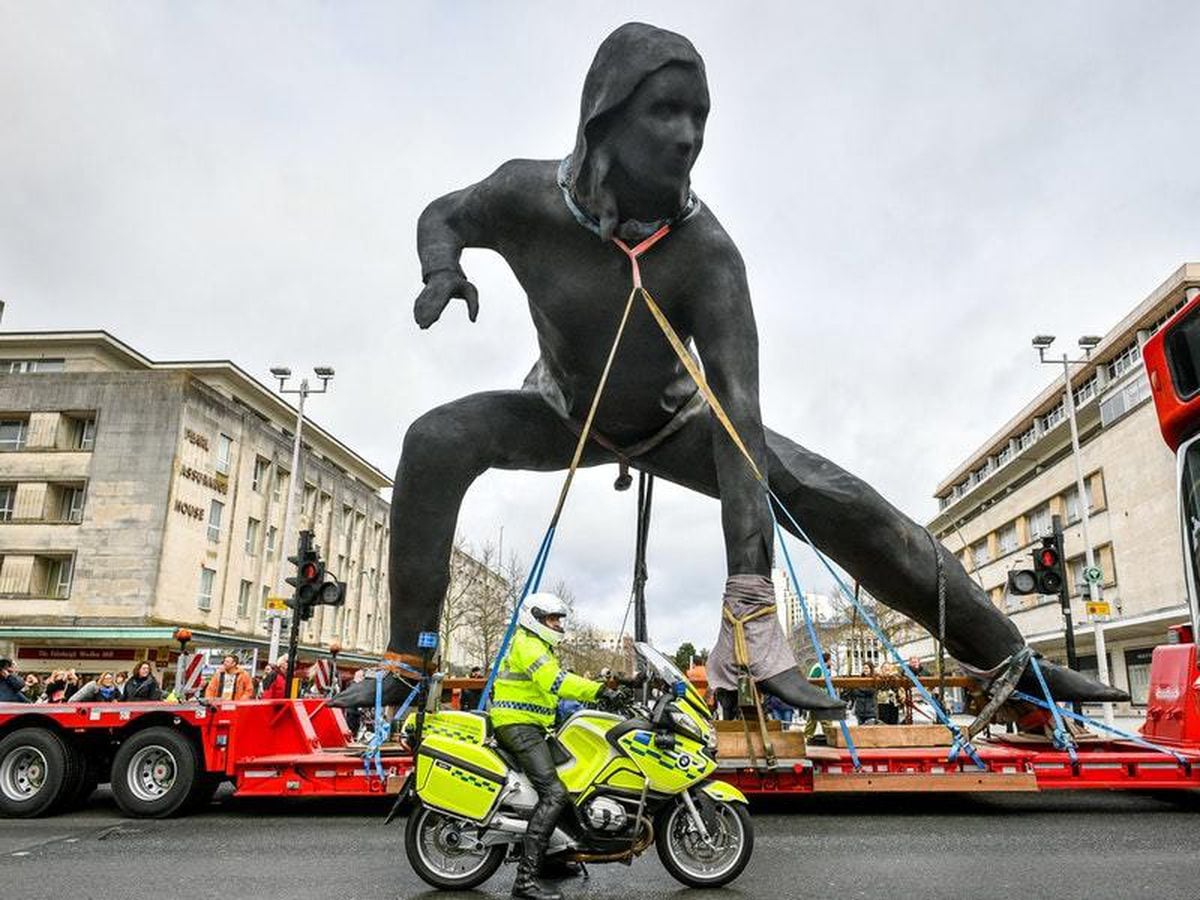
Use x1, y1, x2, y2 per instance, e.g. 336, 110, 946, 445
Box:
673, 642, 697, 672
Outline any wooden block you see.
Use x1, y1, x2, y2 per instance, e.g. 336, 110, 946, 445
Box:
812, 772, 1038, 793
827, 724, 952, 748
715, 719, 806, 760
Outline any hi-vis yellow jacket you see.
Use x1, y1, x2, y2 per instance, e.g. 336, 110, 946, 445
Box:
489, 627, 603, 730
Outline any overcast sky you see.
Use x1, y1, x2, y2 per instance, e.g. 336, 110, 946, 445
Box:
3, 3, 1199, 656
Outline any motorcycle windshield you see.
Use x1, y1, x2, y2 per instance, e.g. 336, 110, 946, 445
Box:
634, 642, 711, 719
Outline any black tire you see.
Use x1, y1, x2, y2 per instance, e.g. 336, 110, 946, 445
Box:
0, 727, 77, 818
655, 796, 754, 888
405, 804, 506, 890
110, 727, 198, 818
56, 744, 95, 812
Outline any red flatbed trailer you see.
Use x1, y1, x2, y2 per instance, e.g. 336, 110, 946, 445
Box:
5, 640, 1200, 818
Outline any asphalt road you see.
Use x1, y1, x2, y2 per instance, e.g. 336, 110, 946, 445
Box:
4, 788, 1200, 900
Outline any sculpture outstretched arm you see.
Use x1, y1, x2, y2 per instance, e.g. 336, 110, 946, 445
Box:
414, 162, 520, 329
687, 248, 774, 574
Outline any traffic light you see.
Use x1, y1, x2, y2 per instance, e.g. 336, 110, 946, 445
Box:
285, 531, 345, 620
1033, 536, 1066, 595
1007, 535, 1067, 597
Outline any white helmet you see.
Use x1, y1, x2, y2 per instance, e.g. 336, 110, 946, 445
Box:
519, 592, 568, 646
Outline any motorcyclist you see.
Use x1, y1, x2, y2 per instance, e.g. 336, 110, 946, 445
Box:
489, 593, 623, 900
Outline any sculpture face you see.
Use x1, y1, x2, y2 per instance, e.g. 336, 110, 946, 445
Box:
601, 64, 709, 212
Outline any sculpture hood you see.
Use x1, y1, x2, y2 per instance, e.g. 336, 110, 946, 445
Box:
563, 22, 706, 240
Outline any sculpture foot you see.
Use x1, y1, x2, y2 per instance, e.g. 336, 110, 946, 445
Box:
330, 651, 425, 708
757, 668, 847, 719
1016, 659, 1129, 703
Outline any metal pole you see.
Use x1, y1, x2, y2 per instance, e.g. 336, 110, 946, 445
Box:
268, 380, 307, 665
284, 529, 313, 697
633, 473, 653, 644
1061, 354, 1113, 726
1052, 516, 1081, 716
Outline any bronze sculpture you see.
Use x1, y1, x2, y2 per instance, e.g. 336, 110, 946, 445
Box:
334, 22, 1125, 710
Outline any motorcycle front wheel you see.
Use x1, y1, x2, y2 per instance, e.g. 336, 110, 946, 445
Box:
655, 796, 754, 888
405, 804, 506, 890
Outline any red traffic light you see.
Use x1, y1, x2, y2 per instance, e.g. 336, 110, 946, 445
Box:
1038, 547, 1059, 568
301, 561, 319, 581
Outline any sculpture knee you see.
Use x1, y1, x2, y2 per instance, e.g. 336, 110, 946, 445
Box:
401, 406, 486, 478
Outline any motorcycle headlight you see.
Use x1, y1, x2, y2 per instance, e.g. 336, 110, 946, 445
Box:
669, 708, 705, 743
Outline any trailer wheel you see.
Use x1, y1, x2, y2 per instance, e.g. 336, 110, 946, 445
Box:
0, 727, 77, 818
110, 727, 198, 818
186, 773, 224, 811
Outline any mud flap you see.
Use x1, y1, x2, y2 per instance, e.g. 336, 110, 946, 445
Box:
384, 772, 415, 825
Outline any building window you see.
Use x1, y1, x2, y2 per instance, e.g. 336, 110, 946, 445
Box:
0, 485, 13, 522
197, 567, 216, 611
1065, 482, 1095, 524
1073, 374, 1098, 408
303, 483, 317, 519
59, 414, 97, 451
997, 522, 1018, 554
208, 500, 224, 543
245, 517, 260, 555
996, 445, 1013, 467
1027, 503, 1053, 539
0, 419, 27, 451
1016, 425, 1037, 451
237, 579, 252, 617
266, 526, 277, 559
216, 434, 232, 475
2, 358, 65, 372
260, 585, 270, 623
1099, 373, 1151, 427
970, 541, 989, 568
1041, 402, 1065, 431
1105, 342, 1142, 381
273, 470, 287, 503
58, 485, 85, 523
252, 458, 270, 493
41, 556, 73, 598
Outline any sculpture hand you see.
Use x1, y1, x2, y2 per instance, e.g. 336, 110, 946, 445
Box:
414, 270, 479, 329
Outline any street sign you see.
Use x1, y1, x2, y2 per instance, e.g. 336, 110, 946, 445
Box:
266, 596, 289, 611
1086, 600, 1111, 618
1083, 566, 1104, 584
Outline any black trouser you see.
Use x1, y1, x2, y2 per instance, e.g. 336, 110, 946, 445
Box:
495, 724, 568, 871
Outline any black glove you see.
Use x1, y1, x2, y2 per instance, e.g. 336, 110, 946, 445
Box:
618, 672, 647, 689
597, 687, 630, 711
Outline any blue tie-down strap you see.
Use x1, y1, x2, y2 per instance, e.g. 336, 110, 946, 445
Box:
1011, 688, 1192, 772
363, 671, 421, 779
1026, 656, 1077, 765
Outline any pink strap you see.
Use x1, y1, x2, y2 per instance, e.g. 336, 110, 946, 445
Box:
612, 224, 671, 289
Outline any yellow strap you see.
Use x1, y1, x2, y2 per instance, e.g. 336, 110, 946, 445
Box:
638, 288, 765, 484
723, 604, 777, 668
547, 285, 640, 529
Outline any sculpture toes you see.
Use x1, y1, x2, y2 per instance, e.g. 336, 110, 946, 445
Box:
1018, 660, 1130, 703
329, 672, 413, 708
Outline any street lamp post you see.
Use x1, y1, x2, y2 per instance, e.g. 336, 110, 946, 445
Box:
266, 366, 334, 665
1033, 334, 1114, 726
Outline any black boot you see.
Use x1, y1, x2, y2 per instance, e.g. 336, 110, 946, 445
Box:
540, 856, 584, 880
758, 667, 847, 719
328, 671, 415, 708
512, 857, 562, 899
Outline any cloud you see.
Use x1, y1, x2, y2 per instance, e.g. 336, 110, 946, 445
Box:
3, 2, 1199, 654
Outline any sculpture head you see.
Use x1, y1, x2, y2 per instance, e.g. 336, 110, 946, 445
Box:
568, 23, 709, 241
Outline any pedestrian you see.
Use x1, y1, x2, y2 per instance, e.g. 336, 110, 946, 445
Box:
22, 672, 42, 702
70, 671, 123, 702
803, 652, 835, 743
877, 662, 900, 725
844, 662, 880, 725
204, 654, 254, 701
40, 669, 69, 703
763, 693, 795, 727
113, 671, 128, 693
261, 655, 290, 699
123, 661, 162, 701
0, 658, 29, 703
459, 665, 484, 711
342, 670, 365, 738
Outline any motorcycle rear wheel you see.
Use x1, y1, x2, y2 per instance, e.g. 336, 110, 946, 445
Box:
655, 797, 754, 888
405, 804, 506, 890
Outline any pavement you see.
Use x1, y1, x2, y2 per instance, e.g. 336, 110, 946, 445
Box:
5, 786, 1200, 900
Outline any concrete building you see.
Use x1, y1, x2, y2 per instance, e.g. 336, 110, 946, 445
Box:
900, 263, 1200, 710
0, 330, 397, 680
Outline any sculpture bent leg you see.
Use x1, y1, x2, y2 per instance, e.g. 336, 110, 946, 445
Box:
331, 390, 611, 708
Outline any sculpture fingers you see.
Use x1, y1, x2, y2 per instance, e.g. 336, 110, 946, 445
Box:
413, 283, 449, 329
458, 280, 479, 322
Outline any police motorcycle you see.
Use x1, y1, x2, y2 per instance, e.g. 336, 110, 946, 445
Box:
397, 641, 753, 890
